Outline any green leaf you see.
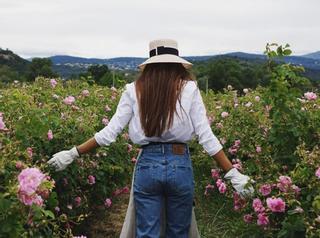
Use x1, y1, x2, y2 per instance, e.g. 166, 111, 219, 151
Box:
283, 49, 292, 56
43, 210, 55, 219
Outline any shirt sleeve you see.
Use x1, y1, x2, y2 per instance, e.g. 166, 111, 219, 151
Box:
189, 85, 223, 156
94, 84, 133, 146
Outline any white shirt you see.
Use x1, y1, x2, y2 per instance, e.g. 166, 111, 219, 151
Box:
94, 80, 223, 156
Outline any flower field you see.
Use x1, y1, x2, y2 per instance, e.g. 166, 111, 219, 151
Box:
0, 46, 320, 237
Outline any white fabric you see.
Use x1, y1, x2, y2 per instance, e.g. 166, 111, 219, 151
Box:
224, 168, 255, 198
94, 80, 223, 156
138, 39, 193, 70
120, 149, 201, 238
95, 80, 223, 237
47, 146, 79, 171
138, 54, 193, 71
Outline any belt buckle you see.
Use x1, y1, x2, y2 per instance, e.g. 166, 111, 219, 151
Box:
172, 144, 185, 155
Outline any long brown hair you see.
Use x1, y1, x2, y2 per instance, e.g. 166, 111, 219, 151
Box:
135, 63, 196, 137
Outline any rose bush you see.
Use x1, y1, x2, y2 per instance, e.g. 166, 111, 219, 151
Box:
195, 44, 320, 237
0, 78, 138, 237
0, 43, 319, 237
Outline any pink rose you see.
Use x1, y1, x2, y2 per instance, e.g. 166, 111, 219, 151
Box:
259, 184, 272, 196
277, 175, 292, 192
234, 140, 241, 146
50, 79, 57, 88
63, 96, 75, 105
233, 192, 247, 211
221, 112, 229, 118
211, 169, 220, 180
47, 130, 53, 140
315, 168, 320, 178
102, 117, 109, 126
16, 161, 25, 170
81, 89, 90, 97
104, 198, 112, 208
216, 178, 223, 188
218, 182, 227, 194
17, 168, 50, 207
257, 213, 269, 226
266, 197, 286, 213
252, 198, 265, 213
228, 147, 238, 155
304, 92, 317, 101
0, 114, 7, 130
88, 175, 96, 185
256, 146, 262, 153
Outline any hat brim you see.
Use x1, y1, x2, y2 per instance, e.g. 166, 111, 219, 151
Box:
138, 54, 193, 71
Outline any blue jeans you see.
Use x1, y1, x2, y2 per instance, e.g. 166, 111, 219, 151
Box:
133, 142, 195, 238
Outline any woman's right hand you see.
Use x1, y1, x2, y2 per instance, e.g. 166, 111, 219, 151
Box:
47, 146, 80, 171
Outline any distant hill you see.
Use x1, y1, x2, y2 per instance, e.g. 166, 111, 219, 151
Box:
47, 52, 320, 71
303, 51, 320, 60
1, 47, 319, 81
0, 48, 30, 73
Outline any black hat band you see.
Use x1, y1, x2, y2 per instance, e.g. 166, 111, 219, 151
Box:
149, 46, 179, 58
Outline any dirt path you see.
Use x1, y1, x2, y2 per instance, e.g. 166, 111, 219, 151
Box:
86, 193, 130, 238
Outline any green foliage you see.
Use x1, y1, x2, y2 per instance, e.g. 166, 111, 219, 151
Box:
0, 65, 25, 84
79, 64, 127, 87
193, 57, 272, 92
26, 58, 58, 81
0, 77, 135, 237
263, 43, 314, 167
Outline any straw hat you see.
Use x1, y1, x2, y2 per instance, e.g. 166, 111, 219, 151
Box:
138, 39, 193, 71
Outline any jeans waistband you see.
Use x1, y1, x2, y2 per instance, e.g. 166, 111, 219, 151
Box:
140, 142, 190, 155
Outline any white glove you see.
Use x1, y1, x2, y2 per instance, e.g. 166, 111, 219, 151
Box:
47, 146, 80, 171
224, 168, 255, 198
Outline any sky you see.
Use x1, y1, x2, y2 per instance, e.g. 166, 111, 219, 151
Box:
0, 0, 319, 59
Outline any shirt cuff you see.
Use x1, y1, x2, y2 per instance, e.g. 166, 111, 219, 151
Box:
207, 143, 223, 156
94, 132, 104, 147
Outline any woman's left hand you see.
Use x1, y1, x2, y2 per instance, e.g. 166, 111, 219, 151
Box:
224, 168, 255, 198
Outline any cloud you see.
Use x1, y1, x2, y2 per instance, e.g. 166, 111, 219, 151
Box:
0, 0, 319, 58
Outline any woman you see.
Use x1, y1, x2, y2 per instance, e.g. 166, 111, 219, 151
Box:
48, 39, 254, 238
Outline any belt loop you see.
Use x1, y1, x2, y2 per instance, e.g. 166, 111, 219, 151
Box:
162, 144, 164, 154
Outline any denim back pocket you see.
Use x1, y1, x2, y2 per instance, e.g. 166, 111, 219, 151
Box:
134, 153, 156, 194
172, 154, 194, 194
